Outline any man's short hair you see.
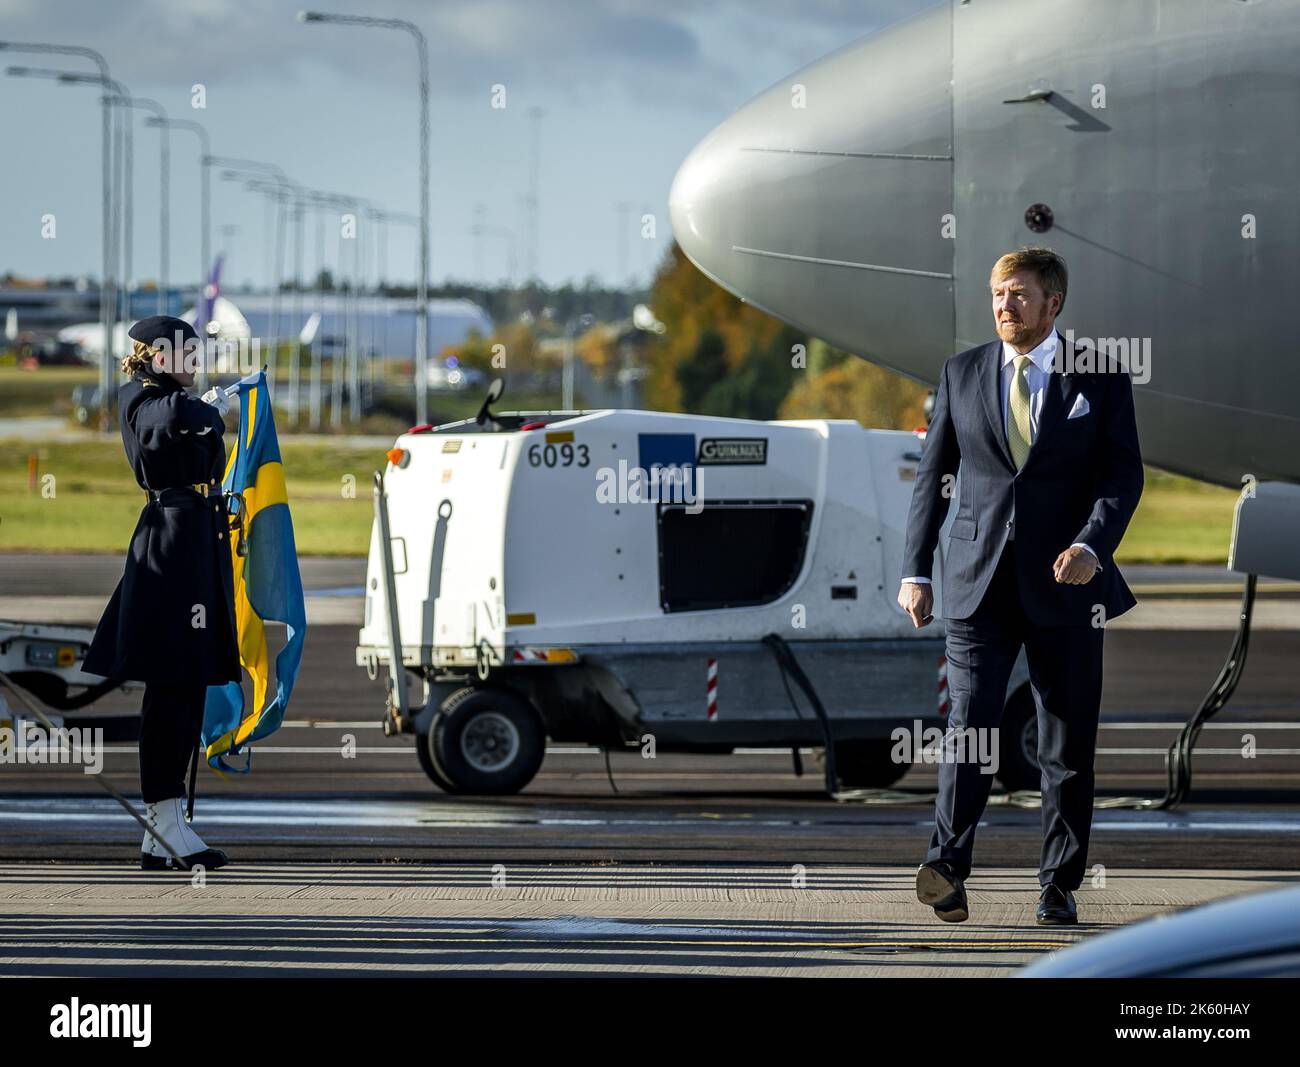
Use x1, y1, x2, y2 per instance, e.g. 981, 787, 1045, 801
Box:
990, 247, 1068, 313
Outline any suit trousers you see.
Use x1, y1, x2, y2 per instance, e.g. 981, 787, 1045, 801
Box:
925, 540, 1105, 889
139, 679, 208, 804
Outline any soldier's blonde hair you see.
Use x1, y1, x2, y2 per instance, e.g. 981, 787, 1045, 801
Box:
121, 339, 158, 377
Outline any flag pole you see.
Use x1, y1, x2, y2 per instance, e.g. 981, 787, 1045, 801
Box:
222, 364, 269, 397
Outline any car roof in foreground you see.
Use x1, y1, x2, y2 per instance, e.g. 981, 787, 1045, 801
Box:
1017, 884, 1300, 978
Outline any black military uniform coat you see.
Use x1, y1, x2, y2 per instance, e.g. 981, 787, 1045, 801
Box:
83, 366, 241, 685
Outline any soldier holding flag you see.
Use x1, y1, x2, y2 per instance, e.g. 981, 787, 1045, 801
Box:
84, 315, 238, 870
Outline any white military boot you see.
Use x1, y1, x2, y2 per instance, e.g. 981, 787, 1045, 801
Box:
140, 797, 228, 871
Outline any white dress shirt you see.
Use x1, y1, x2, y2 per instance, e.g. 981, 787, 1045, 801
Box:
903, 328, 1098, 587
999, 328, 1059, 443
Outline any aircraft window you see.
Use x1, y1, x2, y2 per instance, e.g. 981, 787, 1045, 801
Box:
657, 500, 813, 613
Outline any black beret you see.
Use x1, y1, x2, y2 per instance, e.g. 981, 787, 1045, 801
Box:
128, 315, 200, 348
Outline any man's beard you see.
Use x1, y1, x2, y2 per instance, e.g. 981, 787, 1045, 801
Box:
998, 317, 1041, 346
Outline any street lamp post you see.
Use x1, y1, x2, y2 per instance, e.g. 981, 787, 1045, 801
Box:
368, 207, 419, 418
145, 116, 210, 385
210, 156, 298, 392
118, 97, 169, 314
1, 43, 115, 418
368, 207, 419, 406
297, 10, 431, 427
7, 66, 135, 397
293, 186, 376, 428
233, 178, 289, 388
308, 189, 368, 427
290, 191, 305, 424
563, 313, 594, 411
471, 221, 518, 285
114, 90, 132, 333
45, 71, 136, 370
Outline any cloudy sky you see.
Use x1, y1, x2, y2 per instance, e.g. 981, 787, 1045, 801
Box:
0, 0, 923, 290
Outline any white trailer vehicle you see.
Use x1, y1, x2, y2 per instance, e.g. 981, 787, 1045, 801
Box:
356, 383, 1034, 796
0, 621, 142, 732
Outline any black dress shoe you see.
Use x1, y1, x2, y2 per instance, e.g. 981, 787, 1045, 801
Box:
140, 848, 229, 872
1036, 884, 1077, 925
916, 861, 969, 923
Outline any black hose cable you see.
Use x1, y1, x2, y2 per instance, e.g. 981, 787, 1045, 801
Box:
1155, 572, 1257, 810
761, 634, 837, 795
602, 746, 619, 795
768, 637, 810, 778
763, 573, 1258, 811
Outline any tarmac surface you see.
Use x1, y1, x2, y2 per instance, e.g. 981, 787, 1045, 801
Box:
3, 863, 1294, 977
1, 554, 1297, 976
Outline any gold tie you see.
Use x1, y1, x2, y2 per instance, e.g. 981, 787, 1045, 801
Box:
1008, 354, 1032, 468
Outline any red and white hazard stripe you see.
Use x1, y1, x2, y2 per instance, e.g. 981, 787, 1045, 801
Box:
706, 657, 718, 720
511, 648, 549, 662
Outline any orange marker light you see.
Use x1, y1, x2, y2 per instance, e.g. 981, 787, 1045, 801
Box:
387, 447, 410, 468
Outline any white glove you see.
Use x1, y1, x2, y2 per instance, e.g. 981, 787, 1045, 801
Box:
201, 387, 231, 417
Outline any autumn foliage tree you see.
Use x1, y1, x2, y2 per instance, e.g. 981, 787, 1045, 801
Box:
646, 243, 800, 419
780, 338, 929, 430
647, 242, 930, 429
441, 319, 540, 377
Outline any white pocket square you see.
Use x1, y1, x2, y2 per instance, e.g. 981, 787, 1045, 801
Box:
1066, 393, 1091, 419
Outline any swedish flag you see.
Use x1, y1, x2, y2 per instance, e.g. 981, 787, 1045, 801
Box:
203, 370, 306, 773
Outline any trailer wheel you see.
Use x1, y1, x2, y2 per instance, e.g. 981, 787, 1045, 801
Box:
996, 684, 1040, 792
430, 686, 545, 795
834, 740, 909, 788
415, 729, 457, 792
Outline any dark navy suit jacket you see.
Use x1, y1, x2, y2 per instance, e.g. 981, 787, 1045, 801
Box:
901, 332, 1144, 626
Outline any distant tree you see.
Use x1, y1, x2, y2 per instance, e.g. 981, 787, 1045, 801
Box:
574, 322, 619, 377
676, 329, 728, 411
647, 242, 802, 416
434, 319, 542, 378
694, 340, 796, 421
805, 336, 851, 376
780, 342, 928, 430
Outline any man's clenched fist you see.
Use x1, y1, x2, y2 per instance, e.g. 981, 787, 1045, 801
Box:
1052, 545, 1099, 585
898, 581, 934, 628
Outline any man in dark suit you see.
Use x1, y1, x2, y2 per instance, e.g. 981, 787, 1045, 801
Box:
897, 247, 1143, 925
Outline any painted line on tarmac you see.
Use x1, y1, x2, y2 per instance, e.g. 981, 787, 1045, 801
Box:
5, 797, 1300, 834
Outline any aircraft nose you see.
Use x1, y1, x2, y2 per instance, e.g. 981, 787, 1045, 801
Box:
669, 5, 954, 369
